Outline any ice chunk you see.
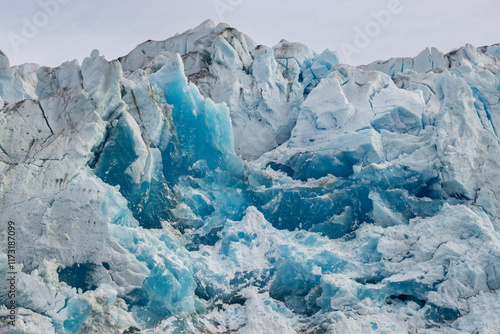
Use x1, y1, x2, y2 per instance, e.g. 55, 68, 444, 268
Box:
150, 53, 243, 181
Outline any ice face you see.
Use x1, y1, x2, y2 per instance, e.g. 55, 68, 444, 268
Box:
1, 21, 500, 333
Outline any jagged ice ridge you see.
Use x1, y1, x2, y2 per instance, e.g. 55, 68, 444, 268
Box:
1, 19, 500, 333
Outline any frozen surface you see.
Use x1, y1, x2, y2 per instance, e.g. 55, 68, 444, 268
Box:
1, 21, 500, 333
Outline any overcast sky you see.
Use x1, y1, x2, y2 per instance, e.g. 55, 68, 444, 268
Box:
1, 0, 499, 68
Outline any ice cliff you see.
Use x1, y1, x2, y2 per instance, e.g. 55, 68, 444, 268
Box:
1, 19, 500, 333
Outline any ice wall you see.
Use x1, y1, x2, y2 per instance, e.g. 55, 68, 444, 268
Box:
1, 20, 500, 333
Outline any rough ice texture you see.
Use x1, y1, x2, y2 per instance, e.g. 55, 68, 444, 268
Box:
1, 20, 500, 333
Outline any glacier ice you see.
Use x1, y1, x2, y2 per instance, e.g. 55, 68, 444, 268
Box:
1, 20, 500, 333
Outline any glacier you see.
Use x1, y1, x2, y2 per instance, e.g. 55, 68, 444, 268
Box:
1, 19, 500, 333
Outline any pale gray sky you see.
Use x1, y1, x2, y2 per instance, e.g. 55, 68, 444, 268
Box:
1, 0, 499, 68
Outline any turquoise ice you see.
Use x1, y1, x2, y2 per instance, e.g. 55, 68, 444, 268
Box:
1, 20, 500, 333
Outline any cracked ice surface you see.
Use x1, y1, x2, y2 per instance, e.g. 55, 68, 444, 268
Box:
1, 20, 500, 333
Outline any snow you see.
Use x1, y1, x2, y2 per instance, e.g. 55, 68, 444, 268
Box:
1, 21, 500, 333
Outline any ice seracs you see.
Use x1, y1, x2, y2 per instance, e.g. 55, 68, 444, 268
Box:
1, 21, 500, 333
120, 20, 339, 159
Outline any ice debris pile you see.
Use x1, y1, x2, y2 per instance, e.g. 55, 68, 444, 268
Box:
1, 19, 500, 333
